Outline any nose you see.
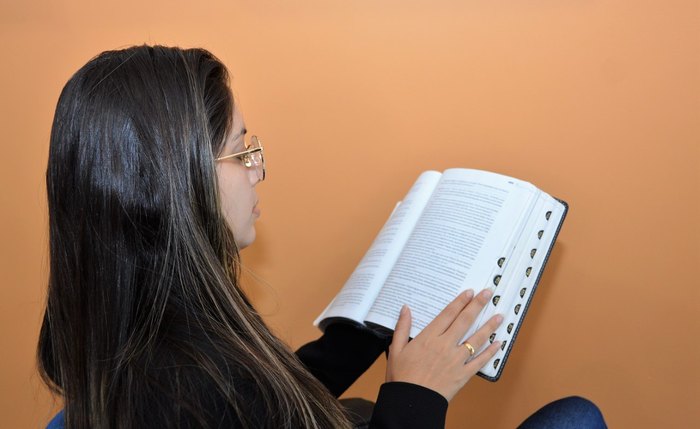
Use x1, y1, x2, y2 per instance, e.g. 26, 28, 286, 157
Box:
248, 167, 262, 186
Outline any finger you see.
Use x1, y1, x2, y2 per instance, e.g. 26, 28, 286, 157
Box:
444, 288, 494, 343
390, 304, 412, 355
464, 341, 501, 374
463, 314, 504, 357
420, 289, 474, 338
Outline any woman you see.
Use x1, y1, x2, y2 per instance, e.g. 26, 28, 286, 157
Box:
39, 45, 606, 428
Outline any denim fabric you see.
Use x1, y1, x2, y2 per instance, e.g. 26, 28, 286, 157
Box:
517, 396, 607, 429
46, 409, 64, 429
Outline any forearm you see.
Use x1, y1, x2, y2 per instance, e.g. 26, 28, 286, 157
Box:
295, 323, 389, 397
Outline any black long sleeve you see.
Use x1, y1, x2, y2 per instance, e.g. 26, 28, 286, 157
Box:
295, 323, 448, 429
295, 323, 389, 397
48, 323, 447, 429
370, 382, 448, 429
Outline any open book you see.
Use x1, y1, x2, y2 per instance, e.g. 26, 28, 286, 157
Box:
314, 169, 568, 381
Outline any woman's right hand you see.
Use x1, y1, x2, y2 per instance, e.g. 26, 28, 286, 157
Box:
385, 289, 504, 402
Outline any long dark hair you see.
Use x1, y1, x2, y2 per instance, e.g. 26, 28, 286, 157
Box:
38, 45, 351, 428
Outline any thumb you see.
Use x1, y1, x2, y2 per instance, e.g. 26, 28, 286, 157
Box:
390, 304, 411, 355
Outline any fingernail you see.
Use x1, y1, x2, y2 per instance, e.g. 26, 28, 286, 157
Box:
401, 304, 408, 315
495, 314, 504, 323
464, 289, 474, 299
482, 288, 493, 299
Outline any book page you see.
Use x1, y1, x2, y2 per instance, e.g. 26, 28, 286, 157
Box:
314, 171, 442, 327
364, 169, 538, 338
465, 191, 549, 343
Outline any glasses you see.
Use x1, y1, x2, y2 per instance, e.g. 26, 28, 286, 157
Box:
215, 135, 266, 182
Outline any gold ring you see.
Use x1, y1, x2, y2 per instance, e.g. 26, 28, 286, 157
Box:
463, 342, 475, 357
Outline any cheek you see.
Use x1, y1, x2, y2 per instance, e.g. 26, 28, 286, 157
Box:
216, 166, 252, 233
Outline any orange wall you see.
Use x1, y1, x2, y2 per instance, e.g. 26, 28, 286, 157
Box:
1, 1, 698, 427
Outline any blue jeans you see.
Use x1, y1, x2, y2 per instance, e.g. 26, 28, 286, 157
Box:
516, 396, 607, 429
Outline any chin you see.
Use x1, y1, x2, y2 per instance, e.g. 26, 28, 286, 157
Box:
236, 229, 256, 250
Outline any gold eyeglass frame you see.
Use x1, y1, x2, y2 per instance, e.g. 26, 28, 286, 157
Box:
215, 135, 266, 181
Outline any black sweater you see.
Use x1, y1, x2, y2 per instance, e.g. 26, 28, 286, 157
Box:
46, 323, 448, 428
296, 323, 448, 429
